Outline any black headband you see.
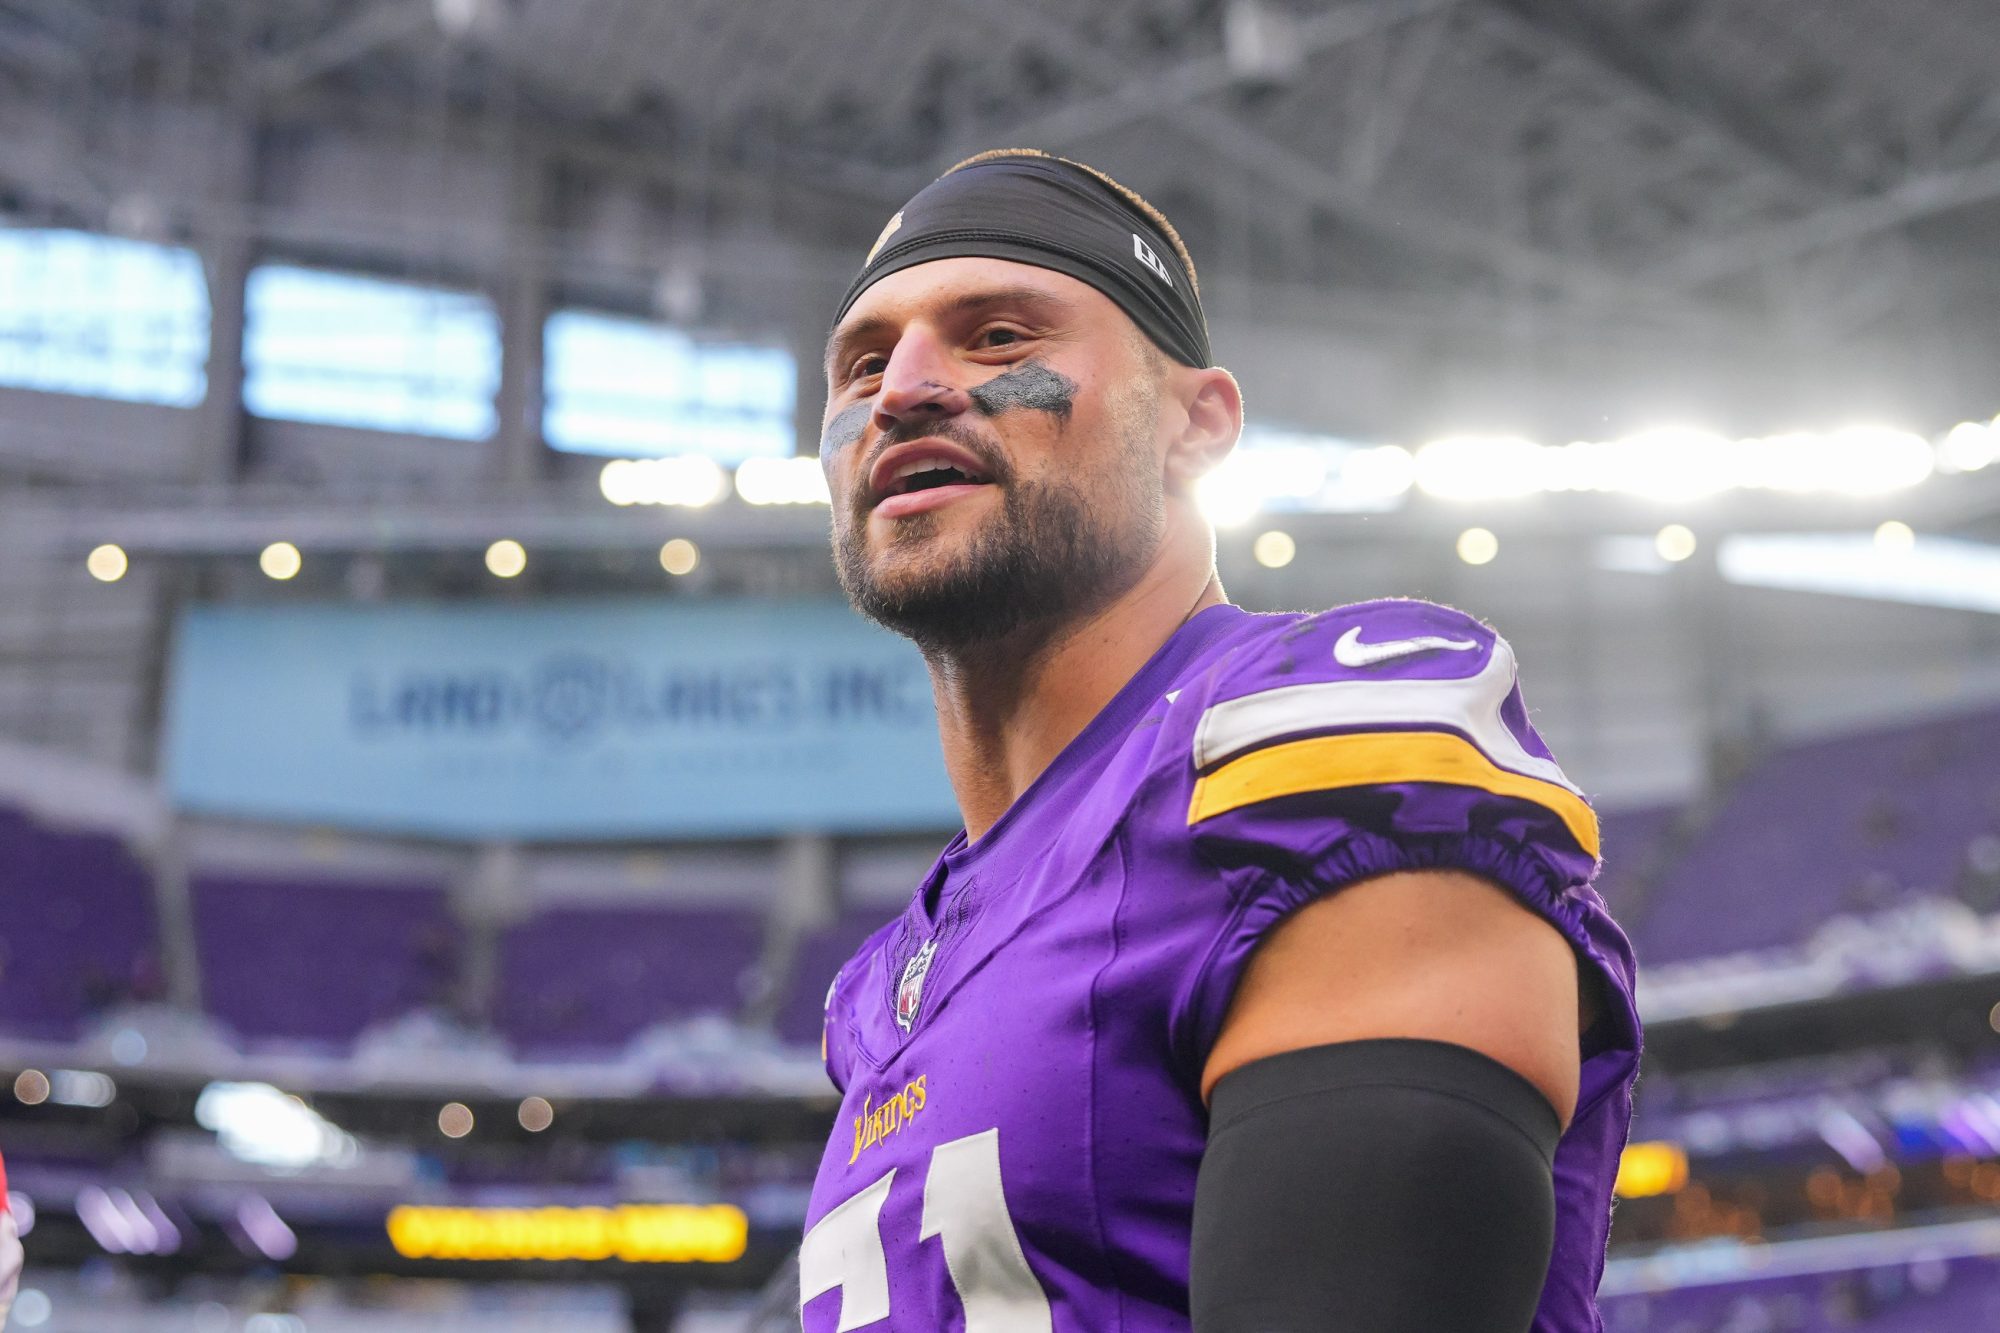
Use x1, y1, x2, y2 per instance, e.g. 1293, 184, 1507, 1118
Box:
834, 153, 1212, 368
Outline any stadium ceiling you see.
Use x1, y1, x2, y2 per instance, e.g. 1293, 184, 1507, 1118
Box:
3, 0, 2000, 334
0, 0, 1998, 779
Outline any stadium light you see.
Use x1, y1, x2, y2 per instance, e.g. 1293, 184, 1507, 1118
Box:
47, 1070, 115, 1107
1654, 524, 1698, 563
485, 539, 527, 578
1416, 436, 1545, 501
13, 1070, 49, 1104
86, 543, 127, 582
659, 538, 700, 576
517, 1095, 555, 1132
76, 1186, 178, 1255
1338, 444, 1418, 507
1252, 530, 1296, 568
75, 1186, 141, 1254
1940, 417, 1999, 472
1565, 427, 1736, 501
195, 1081, 356, 1169
1212, 430, 1414, 514
599, 456, 726, 507
1198, 444, 1330, 526
1817, 1108, 1889, 1173
438, 1101, 474, 1138
1456, 527, 1499, 565
735, 456, 831, 505
237, 1195, 298, 1261
1874, 520, 1915, 553
1414, 424, 1939, 503
258, 541, 302, 581
1805, 426, 1935, 494
581, 412, 1991, 523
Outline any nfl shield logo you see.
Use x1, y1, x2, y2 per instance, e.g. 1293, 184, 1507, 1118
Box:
895, 938, 937, 1032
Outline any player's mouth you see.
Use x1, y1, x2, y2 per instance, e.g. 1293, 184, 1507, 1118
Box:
867, 440, 995, 519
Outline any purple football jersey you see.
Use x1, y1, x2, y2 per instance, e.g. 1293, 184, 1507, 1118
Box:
801, 600, 1641, 1332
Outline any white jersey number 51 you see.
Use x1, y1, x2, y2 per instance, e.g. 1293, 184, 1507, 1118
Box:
799, 1127, 1052, 1332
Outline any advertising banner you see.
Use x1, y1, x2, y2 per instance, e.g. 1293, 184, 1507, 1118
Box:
163, 599, 955, 839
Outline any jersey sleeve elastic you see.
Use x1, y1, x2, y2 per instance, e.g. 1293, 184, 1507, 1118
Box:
1162, 598, 1639, 1079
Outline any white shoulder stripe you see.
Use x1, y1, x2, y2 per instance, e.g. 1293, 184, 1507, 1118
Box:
1191, 637, 1580, 794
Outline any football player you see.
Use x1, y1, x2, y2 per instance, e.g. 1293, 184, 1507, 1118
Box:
802, 149, 1639, 1331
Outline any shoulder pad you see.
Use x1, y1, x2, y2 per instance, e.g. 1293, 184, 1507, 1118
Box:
1188, 600, 1595, 856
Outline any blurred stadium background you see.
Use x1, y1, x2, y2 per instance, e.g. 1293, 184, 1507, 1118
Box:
2, 0, 2000, 1328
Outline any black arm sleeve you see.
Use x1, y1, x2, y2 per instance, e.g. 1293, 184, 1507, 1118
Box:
1191, 1038, 1561, 1333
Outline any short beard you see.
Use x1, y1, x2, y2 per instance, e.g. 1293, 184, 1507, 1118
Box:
834, 387, 1165, 661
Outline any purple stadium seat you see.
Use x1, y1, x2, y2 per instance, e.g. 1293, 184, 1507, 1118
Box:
493, 905, 765, 1055
1592, 803, 1682, 920
1629, 708, 2000, 965
0, 809, 160, 1039
192, 873, 458, 1048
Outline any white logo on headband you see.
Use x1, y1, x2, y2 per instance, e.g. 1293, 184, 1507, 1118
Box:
866, 211, 904, 265
1133, 234, 1173, 288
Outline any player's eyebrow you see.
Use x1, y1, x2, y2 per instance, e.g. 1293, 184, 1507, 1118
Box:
824, 284, 1080, 378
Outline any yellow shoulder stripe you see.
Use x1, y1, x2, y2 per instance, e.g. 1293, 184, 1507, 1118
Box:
1187, 729, 1600, 859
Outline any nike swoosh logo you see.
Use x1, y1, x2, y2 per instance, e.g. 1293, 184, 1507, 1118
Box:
1332, 625, 1480, 669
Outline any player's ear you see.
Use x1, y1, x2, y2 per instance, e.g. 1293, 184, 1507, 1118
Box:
1162, 365, 1242, 495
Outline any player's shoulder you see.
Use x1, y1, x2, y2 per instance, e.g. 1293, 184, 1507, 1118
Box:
1146, 596, 1580, 823
1200, 597, 1505, 704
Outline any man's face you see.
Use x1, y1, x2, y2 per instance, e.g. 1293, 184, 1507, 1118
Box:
820, 257, 1168, 654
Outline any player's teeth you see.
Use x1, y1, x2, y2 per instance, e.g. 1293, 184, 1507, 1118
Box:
887, 458, 984, 493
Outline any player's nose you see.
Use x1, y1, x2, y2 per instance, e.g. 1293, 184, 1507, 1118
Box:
874, 327, 972, 429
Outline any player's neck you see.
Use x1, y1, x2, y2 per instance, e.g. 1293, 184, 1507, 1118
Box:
926, 557, 1226, 845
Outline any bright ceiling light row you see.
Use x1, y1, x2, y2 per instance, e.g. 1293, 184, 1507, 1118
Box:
487, 539, 703, 578
86, 539, 702, 581
1940, 417, 2000, 473
735, 456, 833, 505
601, 455, 828, 507
1198, 413, 1998, 522
1448, 525, 1713, 568
594, 410, 1999, 511
1241, 526, 1600, 570
1197, 442, 1413, 526
92, 542, 304, 583
1413, 425, 1939, 503
1246, 526, 1517, 569
90, 540, 305, 583
602, 409, 1997, 523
